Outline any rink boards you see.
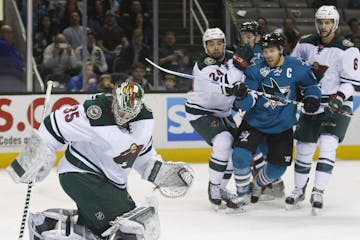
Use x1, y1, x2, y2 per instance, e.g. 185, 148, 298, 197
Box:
1, 93, 360, 167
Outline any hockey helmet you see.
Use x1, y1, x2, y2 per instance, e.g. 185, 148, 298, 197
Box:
202, 27, 226, 55
240, 21, 259, 35
315, 5, 339, 35
112, 80, 144, 125
260, 32, 285, 49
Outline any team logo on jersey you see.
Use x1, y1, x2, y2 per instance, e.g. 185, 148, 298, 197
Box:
312, 62, 329, 81
262, 78, 290, 109
239, 131, 250, 142
87, 105, 102, 120
204, 57, 216, 65
210, 119, 220, 127
95, 211, 105, 220
273, 67, 283, 76
260, 66, 270, 77
342, 39, 354, 47
113, 143, 143, 168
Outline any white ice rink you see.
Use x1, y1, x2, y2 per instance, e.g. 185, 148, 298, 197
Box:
1, 161, 360, 240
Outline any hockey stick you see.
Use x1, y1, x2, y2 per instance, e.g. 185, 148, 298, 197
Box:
18, 81, 53, 240
145, 58, 353, 117
225, 0, 243, 45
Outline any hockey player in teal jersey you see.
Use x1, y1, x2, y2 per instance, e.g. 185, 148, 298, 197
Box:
285, 5, 360, 214
7, 80, 194, 240
230, 32, 321, 205
234, 21, 263, 61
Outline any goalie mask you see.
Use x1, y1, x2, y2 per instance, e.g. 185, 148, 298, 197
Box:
112, 80, 144, 126
315, 5, 339, 36
202, 27, 226, 56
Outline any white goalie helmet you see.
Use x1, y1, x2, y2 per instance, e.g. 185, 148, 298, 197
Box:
202, 27, 226, 55
315, 5, 339, 35
112, 80, 144, 126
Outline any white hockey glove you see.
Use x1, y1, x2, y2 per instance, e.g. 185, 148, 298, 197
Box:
142, 155, 194, 198
6, 129, 56, 183
101, 196, 160, 240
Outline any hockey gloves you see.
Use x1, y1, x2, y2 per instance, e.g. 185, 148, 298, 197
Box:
232, 82, 249, 99
327, 92, 345, 113
232, 44, 254, 71
303, 96, 320, 113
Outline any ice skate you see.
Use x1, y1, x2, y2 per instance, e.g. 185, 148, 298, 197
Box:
250, 180, 262, 203
262, 179, 285, 199
310, 187, 324, 216
224, 194, 250, 214
285, 188, 306, 210
208, 182, 222, 210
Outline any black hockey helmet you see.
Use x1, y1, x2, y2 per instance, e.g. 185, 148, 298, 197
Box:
260, 32, 285, 49
239, 21, 259, 35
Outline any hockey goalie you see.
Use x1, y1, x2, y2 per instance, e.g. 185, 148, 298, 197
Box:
7, 80, 194, 240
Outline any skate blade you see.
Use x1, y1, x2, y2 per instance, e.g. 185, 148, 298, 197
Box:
285, 203, 302, 211
225, 206, 246, 214
311, 207, 321, 216
211, 203, 226, 211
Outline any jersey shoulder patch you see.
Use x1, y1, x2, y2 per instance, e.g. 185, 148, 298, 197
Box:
130, 103, 153, 122
328, 36, 354, 50
83, 94, 116, 126
197, 53, 218, 70
299, 34, 318, 46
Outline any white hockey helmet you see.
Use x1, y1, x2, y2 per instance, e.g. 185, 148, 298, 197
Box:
202, 27, 226, 55
112, 80, 144, 126
315, 5, 339, 35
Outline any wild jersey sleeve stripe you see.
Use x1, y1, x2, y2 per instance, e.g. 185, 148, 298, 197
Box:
139, 137, 153, 157
43, 114, 65, 144
340, 76, 360, 86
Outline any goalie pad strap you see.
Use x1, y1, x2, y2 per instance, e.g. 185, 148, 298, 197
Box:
147, 161, 162, 183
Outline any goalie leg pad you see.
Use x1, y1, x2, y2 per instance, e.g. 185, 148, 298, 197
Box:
28, 209, 99, 240
102, 196, 160, 240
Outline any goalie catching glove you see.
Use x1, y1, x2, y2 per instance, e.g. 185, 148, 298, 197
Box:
142, 155, 194, 198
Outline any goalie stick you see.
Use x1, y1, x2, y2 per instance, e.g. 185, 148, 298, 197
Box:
17, 81, 54, 240
145, 58, 353, 117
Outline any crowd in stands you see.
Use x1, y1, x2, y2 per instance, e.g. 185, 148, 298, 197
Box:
0, 0, 359, 93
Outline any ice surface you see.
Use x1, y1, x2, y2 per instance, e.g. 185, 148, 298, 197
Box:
1, 161, 359, 240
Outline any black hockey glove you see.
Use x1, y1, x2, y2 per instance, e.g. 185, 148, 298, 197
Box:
232, 82, 248, 99
303, 97, 320, 113
232, 44, 254, 71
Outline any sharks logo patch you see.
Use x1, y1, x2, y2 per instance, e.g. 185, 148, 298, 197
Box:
262, 78, 290, 109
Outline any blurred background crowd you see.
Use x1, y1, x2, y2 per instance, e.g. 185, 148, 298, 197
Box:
0, 0, 359, 93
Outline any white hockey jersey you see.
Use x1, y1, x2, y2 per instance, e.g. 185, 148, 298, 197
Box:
38, 93, 155, 189
185, 51, 246, 120
291, 34, 360, 105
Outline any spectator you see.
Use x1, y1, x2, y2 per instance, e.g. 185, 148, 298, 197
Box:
348, 0, 360, 8
275, 17, 300, 54
257, 17, 269, 35
42, 33, 79, 89
113, 28, 151, 74
311, 0, 337, 8
75, 30, 108, 74
59, 0, 82, 31
352, 35, 360, 48
159, 31, 190, 73
88, 0, 106, 35
97, 73, 114, 92
20, 0, 47, 30
345, 18, 360, 41
33, 15, 58, 65
124, 62, 153, 91
0, 24, 26, 92
130, 13, 152, 46
62, 11, 85, 49
97, 10, 129, 72
120, 0, 150, 19
163, 74, 178, 91
67, 62, 98, 92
